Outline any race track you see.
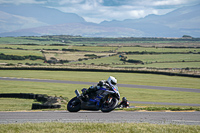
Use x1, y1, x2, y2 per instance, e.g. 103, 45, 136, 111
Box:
1, 77, 200, 106
0, 77, 200, 125
0, 111, 200, 125
1, 77, 200, 93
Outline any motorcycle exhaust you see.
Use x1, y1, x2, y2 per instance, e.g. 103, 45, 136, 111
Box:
75, 90, 80, 97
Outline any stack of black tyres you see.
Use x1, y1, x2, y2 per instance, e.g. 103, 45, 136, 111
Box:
0, 93, 61, 110
31, 103, 61, 109
0, 93, 36, 99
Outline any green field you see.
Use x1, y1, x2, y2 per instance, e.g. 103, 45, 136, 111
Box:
126, 54, 200, 62
0, 37, 65, 45
0, 59, 44, 64
1, 36, 200, 72
1, 48, 199, 68
114, 62, 200, 68
0, 122, 199, 133
70, 54, 200, 68
71, 46, 118, 52
0, 70, 199, 89
0, 44, 70, 50
1, 36, 200, 48
117, 46, 200, 53
71, 55, 122, 65
0, 49, 43, 56
44, 51, 114, 61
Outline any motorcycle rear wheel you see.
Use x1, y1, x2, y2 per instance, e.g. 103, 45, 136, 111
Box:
67, 97, 81, 112
101, 97, 118, 113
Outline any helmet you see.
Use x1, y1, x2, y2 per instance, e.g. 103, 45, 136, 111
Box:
107, 76, 117, 86
122, 97, 127, 101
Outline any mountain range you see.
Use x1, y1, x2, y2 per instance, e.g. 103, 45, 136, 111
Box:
0, 4, 199, 37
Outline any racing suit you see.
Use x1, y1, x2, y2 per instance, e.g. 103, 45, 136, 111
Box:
83, 80, 111, 96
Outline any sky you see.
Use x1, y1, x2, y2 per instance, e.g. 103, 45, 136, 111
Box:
0, 0, 199, 23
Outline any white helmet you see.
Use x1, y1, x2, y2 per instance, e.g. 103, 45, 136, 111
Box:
107, 76, 117, 86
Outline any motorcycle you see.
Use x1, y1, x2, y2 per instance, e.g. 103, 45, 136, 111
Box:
67, 84, 120, 112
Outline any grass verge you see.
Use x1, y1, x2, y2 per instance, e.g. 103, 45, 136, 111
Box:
0, 122, 200, 133
116, 106, 200, 111
0, 98, 34, 111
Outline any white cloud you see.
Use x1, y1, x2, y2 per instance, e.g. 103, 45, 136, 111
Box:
58, 0, 84, 5
0, 0, 45, 5
152, 0, 187, 6
131, 0, 198, 7
57, 2, 173, 23
0, 0, 199, 23
129, 10, 145, 18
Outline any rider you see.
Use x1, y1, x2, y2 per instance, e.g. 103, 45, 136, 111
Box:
82, 76, 117, 97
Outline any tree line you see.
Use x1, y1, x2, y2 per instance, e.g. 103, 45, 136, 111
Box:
40, 35, 200, 42
0, 53, 44, 60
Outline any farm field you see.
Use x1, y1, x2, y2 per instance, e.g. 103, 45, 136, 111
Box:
114, 62, 200, 68
126, 54, 200, 62
71, 46, 118, 52
0, 37, 66, 45
0, 49, 42, 56
117, 46, 200, 53
0, 36, 200, 75
0, 44, 70, 50
44, 51, 114, 61
71, 54, 200, 66
0, 59, 44, 64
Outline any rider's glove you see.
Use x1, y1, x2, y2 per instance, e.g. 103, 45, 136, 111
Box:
89, 85, 94, 89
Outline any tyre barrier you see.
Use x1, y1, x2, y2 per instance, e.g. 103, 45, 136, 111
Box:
0, 93, 36, 99
0, 93, 61, 110
32, 103, 61, 110
35, 94, 49, 102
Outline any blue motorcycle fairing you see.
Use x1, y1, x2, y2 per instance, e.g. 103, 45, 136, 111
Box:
87, 86, 119, 107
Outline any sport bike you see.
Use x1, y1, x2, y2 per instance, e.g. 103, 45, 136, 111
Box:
67, 85, 120, 112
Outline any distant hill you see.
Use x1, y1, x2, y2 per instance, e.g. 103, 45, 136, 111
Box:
0, 4, 85, 35
0, 4, 199, 37
100, 4, 200, 37
0, 22, 144, 37
0, 4, 85, 25
0, 10, 47, 33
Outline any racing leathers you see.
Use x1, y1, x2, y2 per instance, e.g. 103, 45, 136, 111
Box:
83, 80, 112, 97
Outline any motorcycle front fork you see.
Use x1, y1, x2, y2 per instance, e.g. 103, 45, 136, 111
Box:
106, 95, 113, 103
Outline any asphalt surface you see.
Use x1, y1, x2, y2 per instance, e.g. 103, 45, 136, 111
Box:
0, 111, 200, 125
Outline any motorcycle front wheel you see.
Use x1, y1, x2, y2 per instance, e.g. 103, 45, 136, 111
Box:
101, 97, 119, 113
67, 97, 81, 112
